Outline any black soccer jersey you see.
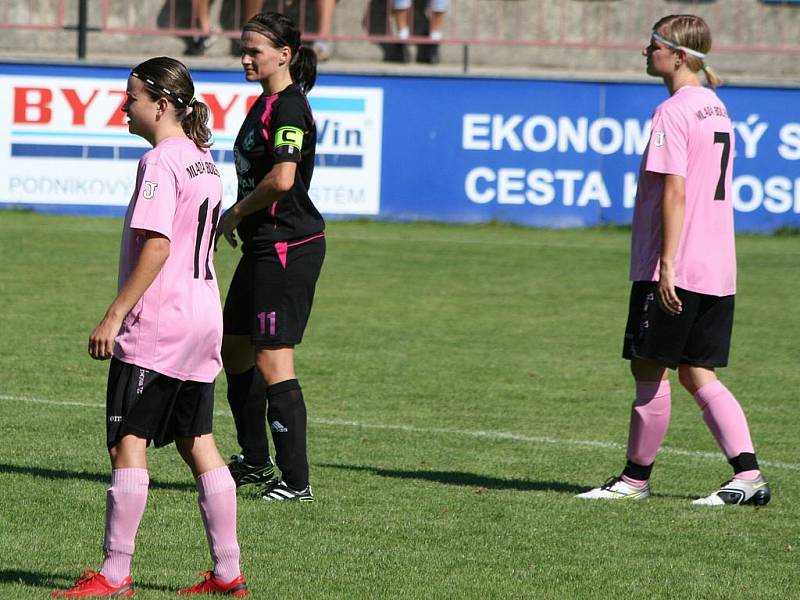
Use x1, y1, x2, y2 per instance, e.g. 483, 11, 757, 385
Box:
233, 83, 324, 250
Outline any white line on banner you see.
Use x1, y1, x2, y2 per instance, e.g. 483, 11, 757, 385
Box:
2, 393, 798, 471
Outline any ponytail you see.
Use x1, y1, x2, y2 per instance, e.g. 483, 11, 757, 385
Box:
701, 64, 722, 89
180, 100, 212, 149
291, 45, 318, 93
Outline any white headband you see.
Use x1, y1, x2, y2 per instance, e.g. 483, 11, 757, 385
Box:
651, 32, 706, 59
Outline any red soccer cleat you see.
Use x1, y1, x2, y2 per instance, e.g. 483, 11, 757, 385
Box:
51, 569, 134, 597
178, 571, 250, 596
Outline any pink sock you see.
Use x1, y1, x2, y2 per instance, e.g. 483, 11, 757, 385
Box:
626, 380, 672, 473
197, 466, 241, 583
621, 475, 649, 487
100, 468, 149, 585
694, 380, 756, 465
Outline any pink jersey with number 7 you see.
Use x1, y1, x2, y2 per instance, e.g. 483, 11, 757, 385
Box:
630, 85, 736, 297
114, 136, 224, 383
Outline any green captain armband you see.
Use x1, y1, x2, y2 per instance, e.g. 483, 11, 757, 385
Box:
274, 126, 304, 153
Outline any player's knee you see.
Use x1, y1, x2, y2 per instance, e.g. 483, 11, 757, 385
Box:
678, 366, 694, 391
678, 365, 716, 396
255, 346, 295, 385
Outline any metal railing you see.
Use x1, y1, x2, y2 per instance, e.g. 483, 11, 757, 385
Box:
2, 0, 800, 64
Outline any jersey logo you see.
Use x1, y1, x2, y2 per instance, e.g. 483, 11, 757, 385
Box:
142, 181, 158, 199
274, 126, 303, 153
653, 131, 665, 147
243, 130, 256, 151
233, 148, 251, 175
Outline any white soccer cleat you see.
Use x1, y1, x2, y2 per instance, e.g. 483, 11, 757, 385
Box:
692, 474, 771, 506
576, 476, 651, 500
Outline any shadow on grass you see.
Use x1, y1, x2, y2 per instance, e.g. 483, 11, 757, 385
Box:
319, 463, 699, 500
0, 569, 174, 593
319, 463, 587, 494
0, 463, 194, 491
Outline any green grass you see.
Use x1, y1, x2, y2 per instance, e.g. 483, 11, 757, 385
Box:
0, 212, 798, 599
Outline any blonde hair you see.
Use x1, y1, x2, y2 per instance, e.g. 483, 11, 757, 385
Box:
653, 14, 722, 88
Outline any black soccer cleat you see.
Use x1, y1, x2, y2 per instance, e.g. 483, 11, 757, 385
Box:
227, 454, 276, 488
260, 479, 315, 502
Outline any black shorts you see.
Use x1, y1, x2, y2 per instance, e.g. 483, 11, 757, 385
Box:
622, 281, 734, 369
223, 234, 325, 347
106, 358, 215, 449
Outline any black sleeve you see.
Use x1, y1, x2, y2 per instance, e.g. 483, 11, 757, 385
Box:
269, 95, 310, 164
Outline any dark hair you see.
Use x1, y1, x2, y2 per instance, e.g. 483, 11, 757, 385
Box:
243, 11, 317, 93
130, 56, 212, 148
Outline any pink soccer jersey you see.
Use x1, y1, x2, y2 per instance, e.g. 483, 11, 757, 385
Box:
630, 85, 736, 297
114, 136, 224, 382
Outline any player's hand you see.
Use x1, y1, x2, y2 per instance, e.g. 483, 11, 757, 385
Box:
88, 314, 123, 360
217, 208, 241, 249
657, 263, 682, 316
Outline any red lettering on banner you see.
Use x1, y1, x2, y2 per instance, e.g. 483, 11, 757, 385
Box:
203, 93, 239, 130
14, 87, 53, 124
106, 90, 129, 127
246, 95, 261, 112
62, 88, 99, 126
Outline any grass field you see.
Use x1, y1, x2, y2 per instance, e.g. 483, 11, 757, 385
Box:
0, 211, 798, 599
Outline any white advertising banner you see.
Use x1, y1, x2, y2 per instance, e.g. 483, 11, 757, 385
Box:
0, 73, 382, 215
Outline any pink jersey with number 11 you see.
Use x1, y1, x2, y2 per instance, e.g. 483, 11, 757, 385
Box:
114, 136, 223, 383
630, 85, 736, 297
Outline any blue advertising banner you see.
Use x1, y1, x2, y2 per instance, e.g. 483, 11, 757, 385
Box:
368, 74, 800, 233
1, 62, 798, 232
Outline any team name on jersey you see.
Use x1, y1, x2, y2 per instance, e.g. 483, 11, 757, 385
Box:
239, 176, 256, 196
694, 105, 729, 121
185, 160, 221, 179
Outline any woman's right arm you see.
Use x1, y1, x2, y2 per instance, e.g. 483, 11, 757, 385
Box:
657, 174, 686, 316
218, 162, 297, 247
88, 232, 170, 360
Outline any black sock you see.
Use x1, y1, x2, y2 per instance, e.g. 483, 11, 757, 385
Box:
622, 459, 653, 482
729, 452, 759, 475
225, 368, 269, 465
267, 379, 309, 490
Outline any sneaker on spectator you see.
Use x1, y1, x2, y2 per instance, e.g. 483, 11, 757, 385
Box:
417, 43, 440, 65
184, 35, 216, 57
383, 43, 411, 63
